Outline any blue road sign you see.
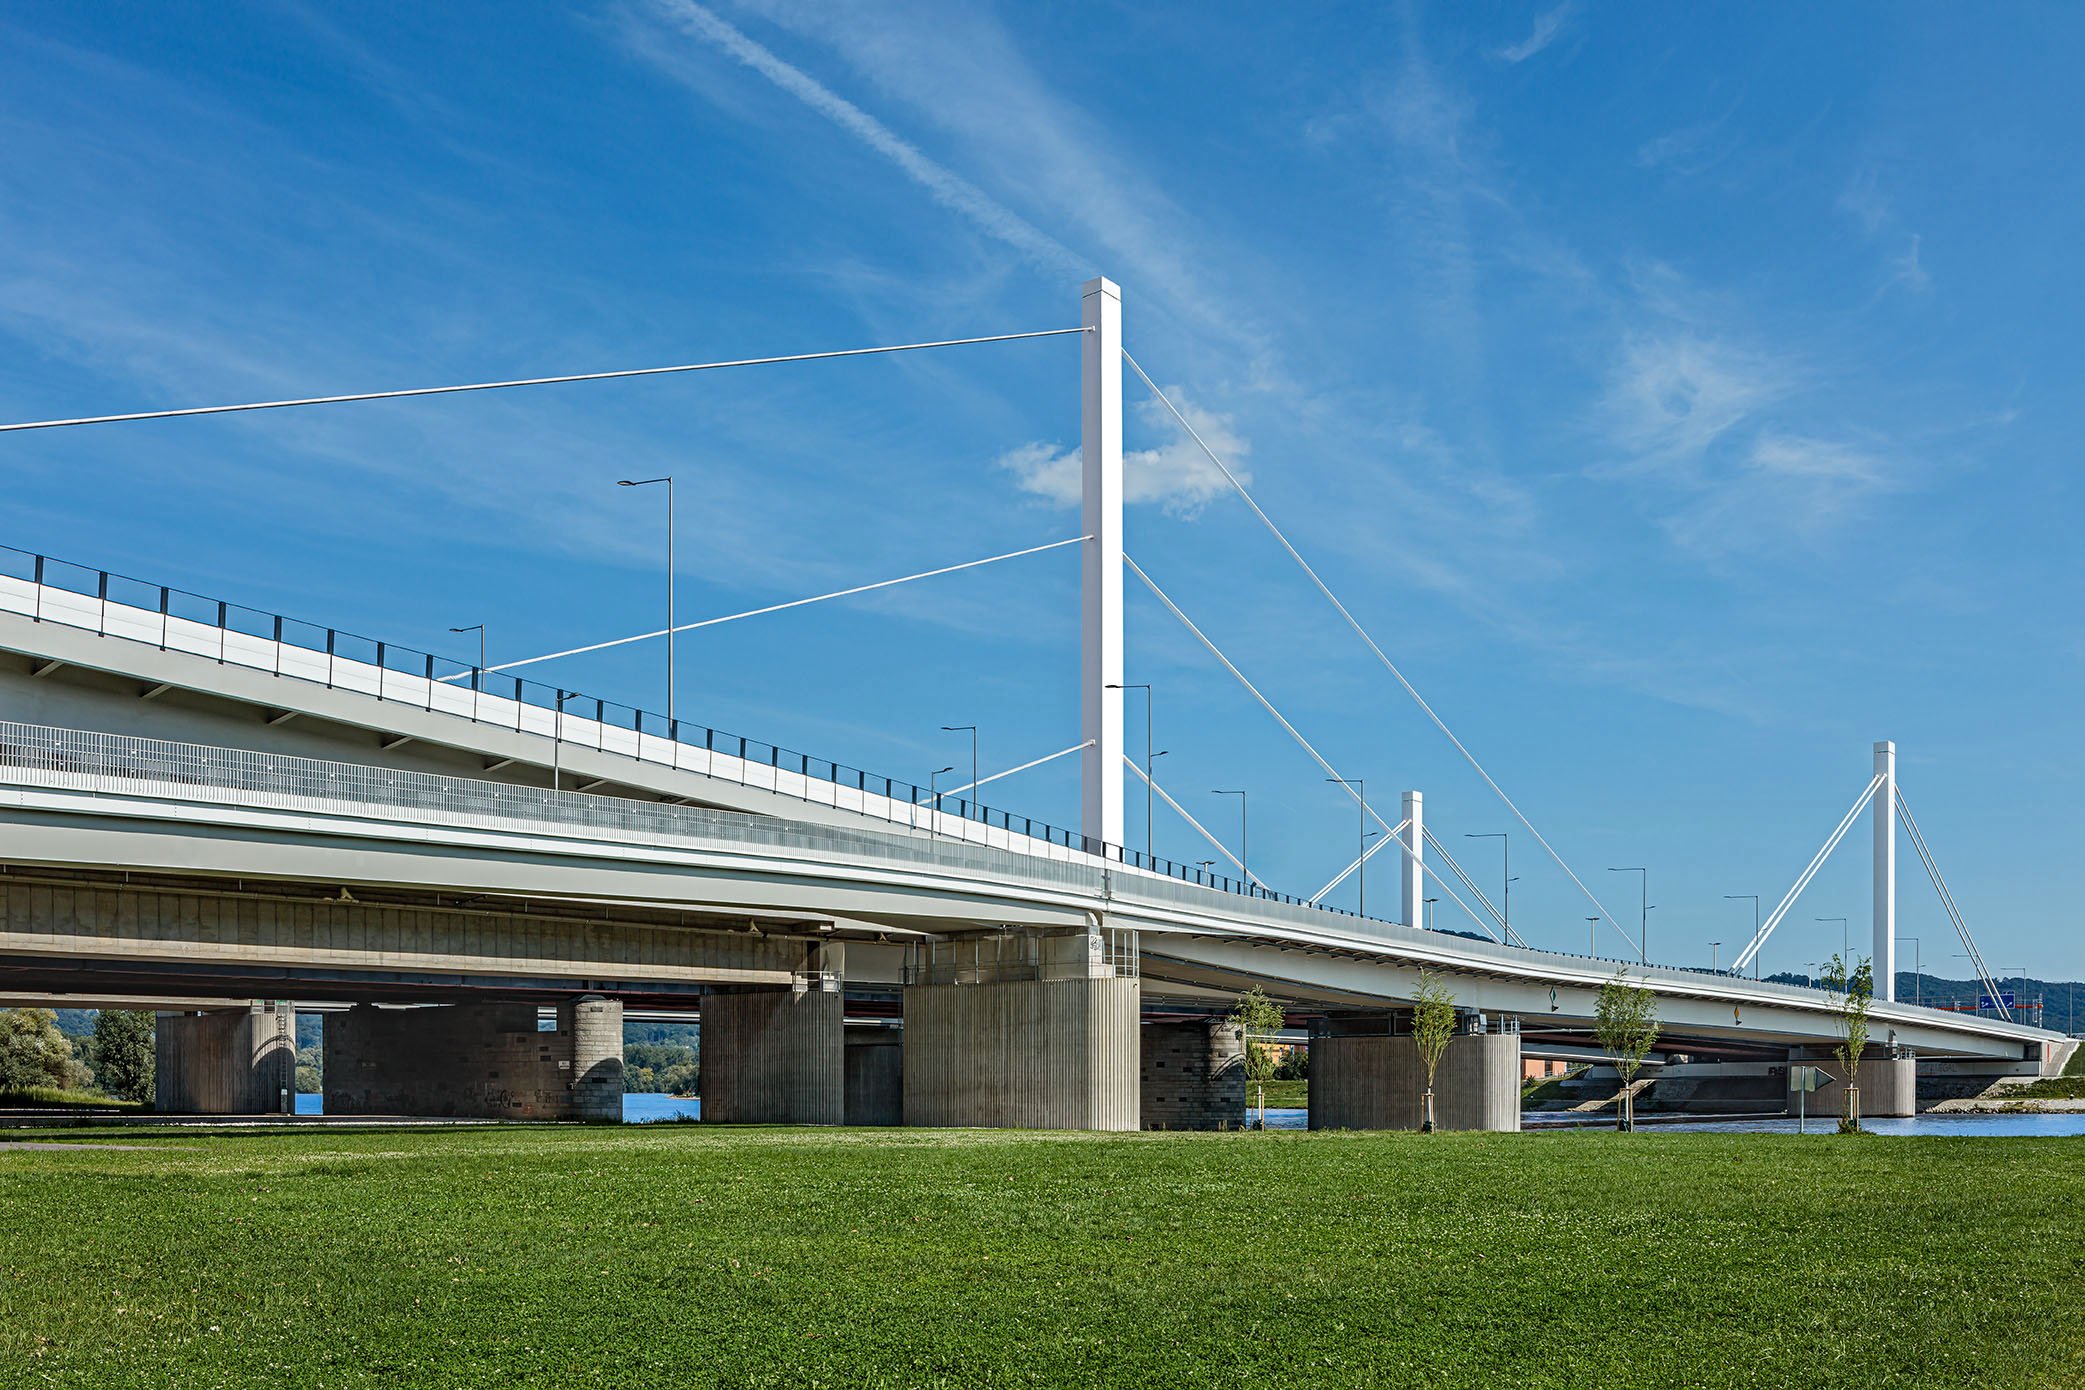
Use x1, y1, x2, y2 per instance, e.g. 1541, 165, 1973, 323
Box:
1978, 993, 2016, 1010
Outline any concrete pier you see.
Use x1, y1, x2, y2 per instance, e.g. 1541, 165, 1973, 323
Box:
1310, 1014, 1521, 1131
903, 932, 1139, 1130
154, 1001, 296, 1114
844, 1026, 903, 1126
1140, 1018, 1245, 1130
700, 987, 845, 1124
324, 996, 623, 1120
1790, 1046, 1917, 1119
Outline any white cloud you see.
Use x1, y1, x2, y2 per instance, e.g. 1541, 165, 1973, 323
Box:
1493, 4, 1577, 64
997, 389, 1251, 518
1664, 433, 1898, 556
1601, 331, 1787, 469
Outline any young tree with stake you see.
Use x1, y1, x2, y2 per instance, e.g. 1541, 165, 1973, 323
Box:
1411, 972, 1457, 1133
1823, 953, 1874, 1134
1228, 986, 1286, 1129
1595, 968, 1661, 1132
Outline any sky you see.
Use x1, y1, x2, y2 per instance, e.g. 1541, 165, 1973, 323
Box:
3, 2, 2081, 980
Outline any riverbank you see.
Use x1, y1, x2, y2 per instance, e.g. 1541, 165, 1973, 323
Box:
5, 1126, 2081, 1387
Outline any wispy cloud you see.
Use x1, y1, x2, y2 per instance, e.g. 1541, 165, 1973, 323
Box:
630, 1, 1088, 280
996, 389, 1252, 518
1493, 3, 1577, 64
1838, 168, 1931, 298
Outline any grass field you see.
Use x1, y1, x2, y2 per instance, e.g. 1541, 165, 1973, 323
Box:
3, 1125, 2081, 1389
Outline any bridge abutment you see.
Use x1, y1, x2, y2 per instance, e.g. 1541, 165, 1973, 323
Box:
322, 995, 623, 1120
1140, 1017, 1245, 1130
154, 1001, 296, 1114
902, 931, 1139, 1130
1309, 1012, 1521, 1131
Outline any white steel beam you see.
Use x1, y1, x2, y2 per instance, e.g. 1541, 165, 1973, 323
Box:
1081, 277, 1124, 850
1874, 739, 1897, 1001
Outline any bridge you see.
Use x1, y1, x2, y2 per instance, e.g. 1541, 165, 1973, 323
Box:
1, 278, 2064, 1129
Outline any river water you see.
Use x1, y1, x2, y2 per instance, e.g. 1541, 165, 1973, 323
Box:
294, 1094, 2084, 1135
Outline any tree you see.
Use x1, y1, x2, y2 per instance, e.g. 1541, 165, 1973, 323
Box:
0, 1008, 84, 1095
1823, 953, 1875, 1134
89, 1010, 156, 1103
1594, 969, 1661, 1131
1411, 972, 1458, 1133
1228, 986, 1286, 1129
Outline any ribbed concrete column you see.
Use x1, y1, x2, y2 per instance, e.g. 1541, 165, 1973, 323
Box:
1309, 1016, 1520, 1131
565, 994, 624, 1123
700, 988, 845, 1124
903, 934, 1140, 1131
1140, 1019, 1245, 1130
154, 1001, 295, 1114
1790, 1047, 1917, 1118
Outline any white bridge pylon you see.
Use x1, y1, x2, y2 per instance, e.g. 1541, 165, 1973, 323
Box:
1729, 739, 2010, 1019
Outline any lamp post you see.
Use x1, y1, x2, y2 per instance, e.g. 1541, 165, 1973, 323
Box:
1107, 683, 1154, 862
928, 765, 955, 838
1466, 832, 1511, 940
941, 725, 977, 826
449, 624, 485, 720
552, 689, 568, 791
1424, 895, 1438, 932
1896, 935, 1921, 1007
1146, 751, 1170, 865
1585, 916, 1600, 956
1327, 777, 1366, 918
1213, 789, 1247, 890
1816, 916, 1848, 966
1725, 894, 1760, 979
616, 476, 676, 731
1710, 941, 1722, 974
1609, 867, 1647, 965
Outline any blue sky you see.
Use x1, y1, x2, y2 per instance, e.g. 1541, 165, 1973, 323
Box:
4, 2, 2081, 980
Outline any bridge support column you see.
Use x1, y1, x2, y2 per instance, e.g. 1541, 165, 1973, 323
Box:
903, 930, 1139, 1130
1874, 740, 1897, 1001
701, 941, 846, 1125
1310, 1012, 1520, 1131
323, 997, 622, 1120
1140, 1017, 1245, 1130
1789, 1045, 1917, 1119
154, 1000, 296, 1115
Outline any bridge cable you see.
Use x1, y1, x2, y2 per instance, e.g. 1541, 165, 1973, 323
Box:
1895, 786, 2012, 1022
1124, 756, 1264, 888
1421, 826, 1527, 947
1123, 350, 1635, 956
0, 327, 1090, 434
448, 536, 1087, 678
1729, 774, 1882, 974
1125, 553, 1503, 936
1307, 820, 1407, 906
940, 741, 1089, 799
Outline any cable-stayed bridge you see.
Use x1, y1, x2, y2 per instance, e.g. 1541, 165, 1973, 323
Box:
0, 278, 2064, 1129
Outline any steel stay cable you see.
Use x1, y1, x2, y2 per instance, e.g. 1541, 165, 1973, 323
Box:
1895, 786, 2011, 1022
1122, 348, 1639, 957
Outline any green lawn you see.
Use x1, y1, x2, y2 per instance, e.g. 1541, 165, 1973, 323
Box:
3, 1126, 2081, 1388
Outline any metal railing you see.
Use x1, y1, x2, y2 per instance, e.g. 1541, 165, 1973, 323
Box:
0, 542, 1377, 919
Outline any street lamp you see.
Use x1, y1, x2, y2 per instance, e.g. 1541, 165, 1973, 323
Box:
1725, 894, 1760, 979
449, 624, 485, 720
616, 476, 676, 731
1896, 935, 1921, 1007
1585, 916, 1600, 956
1466, 832, 1511, 941
1815, 917, 1848, 964
1609, 867, 1648, 965
1107, 683, 1154, 862
1146, 751, 1170, 864
1709, 941, 1722, 973
1328, 777, 1366, 918
928, 766, 955, 838
1424, 895, 1438, 932
940, 726, 977, 826
1212, 789, 1247, 891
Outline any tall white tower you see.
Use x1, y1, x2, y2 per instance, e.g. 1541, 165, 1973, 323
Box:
1080, 278, 1124, 850
1873, 740, 1897, 1002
